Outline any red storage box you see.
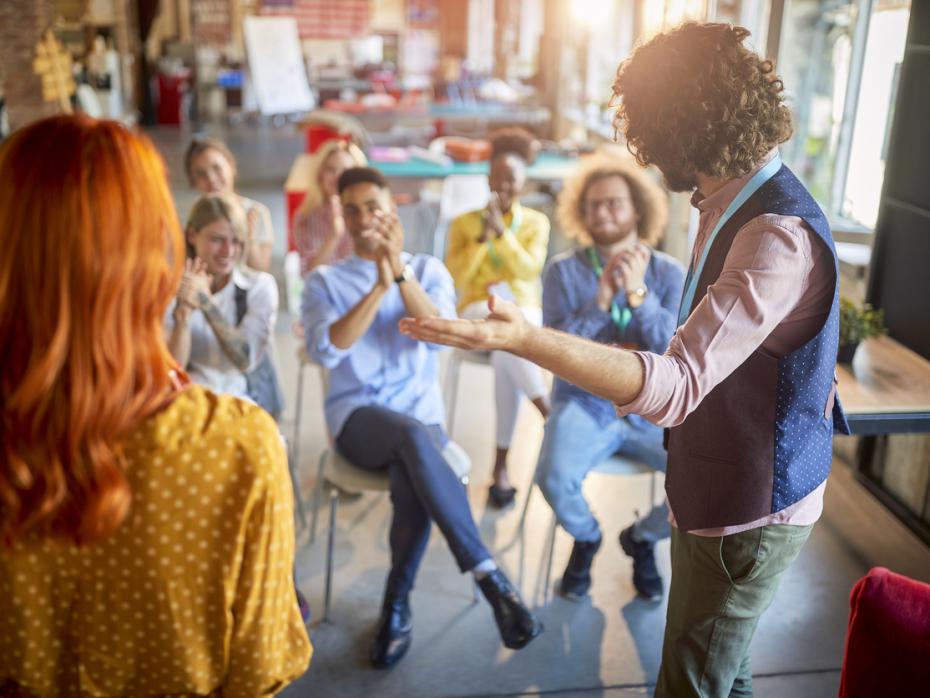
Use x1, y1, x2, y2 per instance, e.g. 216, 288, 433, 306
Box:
306, 124, 352, 153
444, 138, 491, 162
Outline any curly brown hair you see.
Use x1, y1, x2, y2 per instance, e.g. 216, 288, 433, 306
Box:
557, 151, 668, 247
611, 22, 792, 189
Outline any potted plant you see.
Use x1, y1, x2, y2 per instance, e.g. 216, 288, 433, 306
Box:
838, 297, 887, 363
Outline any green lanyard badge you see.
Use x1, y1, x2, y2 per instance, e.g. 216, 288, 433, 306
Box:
587, 246, 632, 337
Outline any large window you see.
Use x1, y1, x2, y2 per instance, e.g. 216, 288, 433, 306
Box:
778, 0, 911, 229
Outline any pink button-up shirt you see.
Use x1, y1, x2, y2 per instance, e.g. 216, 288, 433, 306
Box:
618, 152, 836, 536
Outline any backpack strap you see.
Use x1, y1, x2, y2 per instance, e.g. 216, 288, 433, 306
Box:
234, 284, 247, 327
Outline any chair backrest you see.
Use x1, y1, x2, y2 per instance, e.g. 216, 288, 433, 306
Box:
839, 566, 930, 697
439, 174, 490, 223
434, 174, 490, 260
283, 250, 303, 316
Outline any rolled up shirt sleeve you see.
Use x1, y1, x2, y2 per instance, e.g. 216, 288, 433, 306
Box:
300, 269, 350, 369
616, 217, 815, 427
417, 256, 459, 351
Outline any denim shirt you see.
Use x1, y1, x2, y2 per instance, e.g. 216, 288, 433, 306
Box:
542, 246, 685, 427
301, 252, 457, 438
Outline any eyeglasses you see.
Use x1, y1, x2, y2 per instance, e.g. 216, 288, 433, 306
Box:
582, 197, 632, 213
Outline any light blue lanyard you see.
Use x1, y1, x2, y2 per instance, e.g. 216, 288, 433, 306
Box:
677, 155, 782, 326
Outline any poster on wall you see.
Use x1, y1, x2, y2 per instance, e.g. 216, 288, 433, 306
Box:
406, 0, 438, 29
243, 16, 315, 115
260, 0, 371, 40
193, 0, 231, 45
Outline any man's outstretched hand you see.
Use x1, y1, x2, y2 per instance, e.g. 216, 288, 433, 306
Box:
399, 295, 531, 352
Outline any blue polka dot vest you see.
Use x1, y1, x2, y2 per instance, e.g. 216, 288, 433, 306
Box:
665, 164, 851, 531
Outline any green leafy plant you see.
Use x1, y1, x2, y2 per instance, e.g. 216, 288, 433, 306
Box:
839, 297, 887, 346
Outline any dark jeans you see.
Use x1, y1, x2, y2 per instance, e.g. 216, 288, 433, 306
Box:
336, 406, 491, 598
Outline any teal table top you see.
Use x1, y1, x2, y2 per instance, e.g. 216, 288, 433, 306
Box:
370, 151, 577, 181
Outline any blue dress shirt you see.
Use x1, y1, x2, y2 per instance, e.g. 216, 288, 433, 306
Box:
302, 252, 457, 438
542, 247, 685, 427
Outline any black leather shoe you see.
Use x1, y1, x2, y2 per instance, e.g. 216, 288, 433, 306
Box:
619, 525, 664, 601
478, 569, 543, 649
559, 535, 602, 600
369, 594, 412, 669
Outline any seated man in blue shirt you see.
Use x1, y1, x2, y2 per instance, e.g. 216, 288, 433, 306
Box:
537, 153, 685, 601
302, 167, 542, 669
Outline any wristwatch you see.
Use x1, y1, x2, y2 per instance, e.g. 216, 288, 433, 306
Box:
394, 264, 414, 284
626, 285, 648, 307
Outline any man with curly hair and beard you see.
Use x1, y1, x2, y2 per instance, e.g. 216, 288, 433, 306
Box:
401, 22, 850, 697
535, 152, 684, 603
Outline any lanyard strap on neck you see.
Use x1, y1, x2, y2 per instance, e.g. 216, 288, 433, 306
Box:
587, 246, 631, 337
677, 155, 783, 326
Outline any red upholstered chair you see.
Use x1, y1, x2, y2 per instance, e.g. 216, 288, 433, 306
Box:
839, 566, 930, 697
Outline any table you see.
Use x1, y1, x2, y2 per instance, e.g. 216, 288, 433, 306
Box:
428, 103, 551, 131
836, 335, 930, 543
321, 100, 551, 136
370, 151, 577, 184
837, 335, 930, 435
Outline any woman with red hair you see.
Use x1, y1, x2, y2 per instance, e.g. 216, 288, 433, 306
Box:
0, 115, 311, 695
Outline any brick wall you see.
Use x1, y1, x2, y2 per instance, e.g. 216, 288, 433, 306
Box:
0, 0, 64, 130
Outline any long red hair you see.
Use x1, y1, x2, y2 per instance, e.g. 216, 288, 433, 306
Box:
0, 115, 184, 546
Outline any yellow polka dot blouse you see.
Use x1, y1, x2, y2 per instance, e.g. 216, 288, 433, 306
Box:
0, 386, 312, 697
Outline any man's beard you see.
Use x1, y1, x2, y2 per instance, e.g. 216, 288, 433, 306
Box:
658, 166, 697, 193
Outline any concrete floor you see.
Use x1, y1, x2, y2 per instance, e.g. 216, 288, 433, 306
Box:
150, 123, 930, 698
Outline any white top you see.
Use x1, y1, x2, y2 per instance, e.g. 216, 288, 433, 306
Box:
165, 267, 278, 399
241, 196, 275, 245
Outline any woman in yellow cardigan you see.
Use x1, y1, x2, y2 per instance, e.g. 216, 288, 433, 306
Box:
445, 129, 551, 507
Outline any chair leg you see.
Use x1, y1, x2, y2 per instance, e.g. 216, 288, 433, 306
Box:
443, 354, 461, 437
542, 514, 558, 604
515, 462, 540, 536
289, 452, 308, 533
309, 450, 327, 545
323, 488, 338, 624
649, 472, 657, 507
292, 360, 306, 474
460, 479, 480, 603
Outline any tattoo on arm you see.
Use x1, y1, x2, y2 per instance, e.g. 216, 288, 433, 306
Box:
199, 292, 252, 371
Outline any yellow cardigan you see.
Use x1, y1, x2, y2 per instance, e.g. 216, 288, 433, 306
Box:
445, 203, 550, 311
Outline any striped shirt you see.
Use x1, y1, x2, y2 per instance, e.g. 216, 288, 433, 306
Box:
293, 204, 354, 275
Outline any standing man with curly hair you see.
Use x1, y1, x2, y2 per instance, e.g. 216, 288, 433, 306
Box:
402, 22, 849, 697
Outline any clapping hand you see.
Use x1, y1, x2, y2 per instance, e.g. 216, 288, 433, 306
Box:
178, 257, 213, 309
329, 194, 346, 239
480, 192, 506, 242
614, 243, 650, 293
372, 210, 404, 290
